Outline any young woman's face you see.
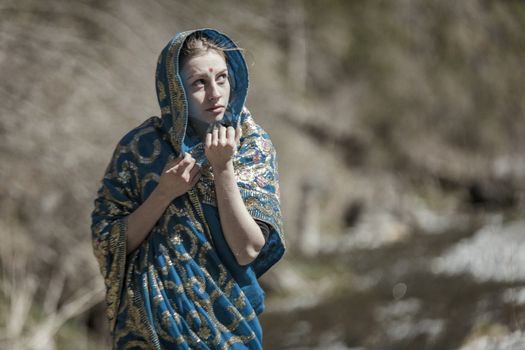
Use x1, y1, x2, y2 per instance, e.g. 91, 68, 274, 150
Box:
181, 50, 230, 124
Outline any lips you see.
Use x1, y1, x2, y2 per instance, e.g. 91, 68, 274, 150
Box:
206, 105, 224, 113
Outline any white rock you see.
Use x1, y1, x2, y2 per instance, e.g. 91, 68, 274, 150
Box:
459, 330, 525, 350
432, 221, 525, 282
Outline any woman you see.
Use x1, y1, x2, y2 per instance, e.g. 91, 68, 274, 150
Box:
91, 29, 285, 349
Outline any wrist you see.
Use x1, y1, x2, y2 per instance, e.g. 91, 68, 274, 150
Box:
211, 159, 234, 175
152, 185, 176, 206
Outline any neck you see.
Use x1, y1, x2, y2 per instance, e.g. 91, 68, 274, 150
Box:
189, 118, 209, 141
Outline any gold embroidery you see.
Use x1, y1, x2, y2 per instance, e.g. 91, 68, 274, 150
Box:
187, 188, 215, 248
157, 80, 167, 101
95, 31, 282, 349
161, 105, 171, 116
164, 34, 187, 153
130, 126, 162, 164
234, 295, 246, 309
197, 325, 212, 341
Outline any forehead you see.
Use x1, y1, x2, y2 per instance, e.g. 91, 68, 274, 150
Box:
181, 51, 227, 75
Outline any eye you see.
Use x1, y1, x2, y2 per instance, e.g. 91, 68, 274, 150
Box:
192, 78, 206, 87
217, 73, 228, 84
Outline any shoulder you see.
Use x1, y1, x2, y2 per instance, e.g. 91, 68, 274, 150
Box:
107, 116, 164, 170
240, 108, 275, 154
102, 117, 164, 195
241, 108, 272, 141
118, 116, 163, 147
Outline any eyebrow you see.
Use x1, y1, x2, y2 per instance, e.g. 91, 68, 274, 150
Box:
187, 68, 228, 81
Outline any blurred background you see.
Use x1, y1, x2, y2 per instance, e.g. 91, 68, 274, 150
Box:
1, 0, 525, 349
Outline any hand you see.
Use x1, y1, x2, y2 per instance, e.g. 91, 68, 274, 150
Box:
205, 124, 242, 170
156, 153, 200, 201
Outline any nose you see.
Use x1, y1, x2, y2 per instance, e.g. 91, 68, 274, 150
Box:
207, 81, 221, 101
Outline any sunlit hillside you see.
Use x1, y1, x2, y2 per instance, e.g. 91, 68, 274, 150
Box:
1, 0, 524, 349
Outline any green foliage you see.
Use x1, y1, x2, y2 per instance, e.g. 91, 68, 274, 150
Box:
303, 0, 525, 159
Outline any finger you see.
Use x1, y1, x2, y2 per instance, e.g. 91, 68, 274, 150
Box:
166, 163, 184, 174
205, 132, 212, 148
189, 171, 201, 187
189, 164, 200, 178
226, 126, 235, 144
184, 155, 195, 170
165, 165, 177, 174
164, 154, 185, 173
165, 162, 180, 174
171, 152, 188, 165
189, 165, 200, 183
181, 158, 196, 180
168, 154, 192, 174
212, 126, 219, 146
179, 152, 192, 166
219, 125, 227, 145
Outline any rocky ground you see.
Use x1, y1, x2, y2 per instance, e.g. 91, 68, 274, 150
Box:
260, 219, 525, 349
1, 1, 524, 349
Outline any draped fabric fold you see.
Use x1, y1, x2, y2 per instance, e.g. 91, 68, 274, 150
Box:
91, 28, 284, 349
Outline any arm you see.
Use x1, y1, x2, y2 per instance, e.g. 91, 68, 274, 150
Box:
126, 153, 200, 254
205, 125, 266, 265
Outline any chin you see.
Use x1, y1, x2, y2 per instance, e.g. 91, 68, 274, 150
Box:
194, 113, 225, 125
206, 114, 224, 123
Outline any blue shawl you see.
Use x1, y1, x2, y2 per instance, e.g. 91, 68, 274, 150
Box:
91, 29, 284, 349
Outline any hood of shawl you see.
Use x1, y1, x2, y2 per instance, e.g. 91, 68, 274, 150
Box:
155, 28, 249, 155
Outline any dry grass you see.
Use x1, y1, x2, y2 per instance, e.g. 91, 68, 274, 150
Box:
1, 0, 524, 348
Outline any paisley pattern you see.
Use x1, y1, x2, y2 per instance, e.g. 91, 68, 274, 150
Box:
91, 29, 284, 349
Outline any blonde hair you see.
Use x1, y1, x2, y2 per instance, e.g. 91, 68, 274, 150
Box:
179, 32, 226, 68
